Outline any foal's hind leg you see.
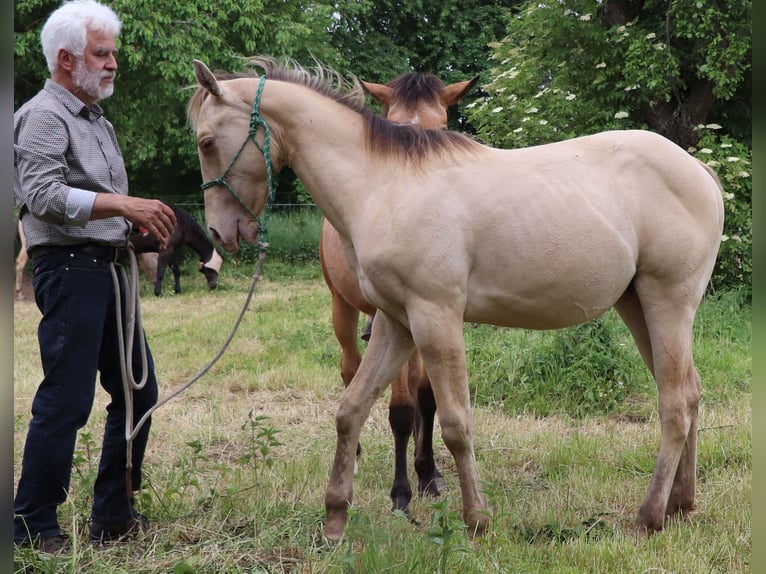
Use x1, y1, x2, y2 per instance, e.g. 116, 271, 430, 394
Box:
625, 281, 701, 534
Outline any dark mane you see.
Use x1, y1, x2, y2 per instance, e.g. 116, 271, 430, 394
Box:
387, 72, 445, 109
363, 112, 479, 166
188, 56, 481, 167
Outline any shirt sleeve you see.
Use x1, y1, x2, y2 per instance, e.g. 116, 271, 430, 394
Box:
15, 109, 94, 227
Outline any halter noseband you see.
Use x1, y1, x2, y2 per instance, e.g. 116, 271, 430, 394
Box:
200, 75, 275, 252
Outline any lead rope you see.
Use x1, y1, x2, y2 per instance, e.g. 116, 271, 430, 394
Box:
119, 75, 274, 500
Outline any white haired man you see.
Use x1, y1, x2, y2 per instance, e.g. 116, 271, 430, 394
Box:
14, 0, 176, 552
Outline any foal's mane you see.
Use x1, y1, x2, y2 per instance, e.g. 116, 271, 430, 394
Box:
188, 56, 480, 167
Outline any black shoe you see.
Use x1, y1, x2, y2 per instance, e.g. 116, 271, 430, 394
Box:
16, 534, 69, 554
89, 513, 149, 543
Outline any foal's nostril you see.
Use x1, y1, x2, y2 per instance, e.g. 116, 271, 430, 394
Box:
209, 227, 222, 243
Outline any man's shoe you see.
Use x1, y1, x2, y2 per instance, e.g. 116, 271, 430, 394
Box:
89, 514, 149, 543
39, 534, 69, 553
16, 534, 69, 554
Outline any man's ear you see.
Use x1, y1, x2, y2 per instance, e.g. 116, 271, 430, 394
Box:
57, 48, 76, 72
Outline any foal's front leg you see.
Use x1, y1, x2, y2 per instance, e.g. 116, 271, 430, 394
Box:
324, 311, 415, 542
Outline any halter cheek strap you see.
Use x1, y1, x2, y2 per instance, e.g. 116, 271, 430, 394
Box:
200, 75, 275, 252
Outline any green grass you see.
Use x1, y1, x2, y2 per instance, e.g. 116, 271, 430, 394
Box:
13, 253, 751, 573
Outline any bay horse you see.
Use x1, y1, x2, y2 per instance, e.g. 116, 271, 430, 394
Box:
130, 203, 223, 296
188, 57, 724, 540
320, 71, 478, 515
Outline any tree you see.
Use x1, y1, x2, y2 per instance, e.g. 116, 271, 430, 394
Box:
466, 0, 751, 294
327, 0, 518, 128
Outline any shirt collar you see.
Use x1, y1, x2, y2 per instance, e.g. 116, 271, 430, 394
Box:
44, 79, 105, 121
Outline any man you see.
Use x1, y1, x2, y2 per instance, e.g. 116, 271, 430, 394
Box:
14, 0, 176, 552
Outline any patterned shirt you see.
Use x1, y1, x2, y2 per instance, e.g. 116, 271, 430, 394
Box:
14, 79, 131, 250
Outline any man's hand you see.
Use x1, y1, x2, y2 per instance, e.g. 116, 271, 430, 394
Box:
92, 195, 177, 249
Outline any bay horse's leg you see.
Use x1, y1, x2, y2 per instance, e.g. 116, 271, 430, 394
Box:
630, 278, 701, 535
324, 311, 415, 542
409, 352, 446, 498
388, 362, 415, 514
329, 294, 364, 469
410, 307, 489, 537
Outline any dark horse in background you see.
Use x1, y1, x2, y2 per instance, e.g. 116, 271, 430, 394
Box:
131, 203, 223, 296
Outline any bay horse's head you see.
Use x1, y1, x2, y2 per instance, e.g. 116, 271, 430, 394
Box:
361, 73, 478, 129
189, 60, 268, 252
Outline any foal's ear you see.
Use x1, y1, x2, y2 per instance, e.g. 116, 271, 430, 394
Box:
193, 59, 223, 98
441, 76, 480, 106
360, 80, 393, 107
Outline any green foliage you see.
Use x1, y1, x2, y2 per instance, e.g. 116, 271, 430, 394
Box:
328, 0, 514, 82
690, 128, 752, 296
239, 410, 282, 480
237, 208, 323, 266
466, 313, 650, 419
467, 0, 750, 147
426, 499, 474, 574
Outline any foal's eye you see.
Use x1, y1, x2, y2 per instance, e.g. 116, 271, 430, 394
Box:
199, 137, 215, 151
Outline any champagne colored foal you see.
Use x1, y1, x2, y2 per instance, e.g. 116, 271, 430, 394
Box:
189, 56, 724, 540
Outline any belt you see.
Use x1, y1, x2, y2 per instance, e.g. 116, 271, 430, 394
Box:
29, 243, 122, 263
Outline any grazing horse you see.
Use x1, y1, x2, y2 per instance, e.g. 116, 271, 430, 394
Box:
130, 203, 223, 296
320, 71, 477, 515
188, 57, 724, 541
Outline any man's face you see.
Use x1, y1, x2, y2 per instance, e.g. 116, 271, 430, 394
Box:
71, 29, 118, 102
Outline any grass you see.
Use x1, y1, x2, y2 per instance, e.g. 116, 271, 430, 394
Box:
13, 250, 751, 573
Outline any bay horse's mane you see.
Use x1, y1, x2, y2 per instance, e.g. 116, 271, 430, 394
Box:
187, 56, 480, 168
386, 72, 447, 110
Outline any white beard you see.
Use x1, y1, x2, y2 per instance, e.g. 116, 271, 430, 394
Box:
72, 59, 115, 102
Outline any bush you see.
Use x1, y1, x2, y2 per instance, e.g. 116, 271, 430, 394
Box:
466, 312, 651, 419
691, 128, 752, 298
237, 208, 323, 266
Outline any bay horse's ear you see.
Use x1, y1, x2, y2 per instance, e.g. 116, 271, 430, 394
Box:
193, 59, 223, 98
360, 80, 393, 107
441, 76, 480, 106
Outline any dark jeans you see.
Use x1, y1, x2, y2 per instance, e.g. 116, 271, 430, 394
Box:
13, 249, 159, 543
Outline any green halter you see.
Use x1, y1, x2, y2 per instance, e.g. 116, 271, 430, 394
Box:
200, 76, 275, 252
